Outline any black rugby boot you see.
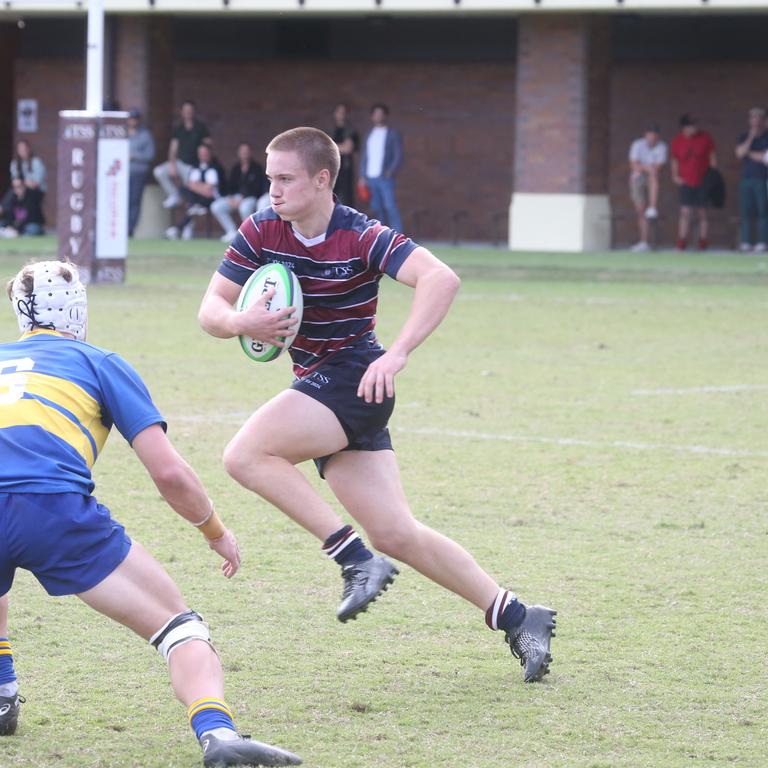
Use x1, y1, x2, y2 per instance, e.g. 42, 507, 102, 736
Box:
336, 555, 398, 622
505, 605, 557, 682
200, 732, 302, 767
0, 692, 23, 736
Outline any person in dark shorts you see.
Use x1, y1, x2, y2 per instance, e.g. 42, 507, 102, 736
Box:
670, 114, 717, 250
198, 127, 557, 683
0, 261, 301, 767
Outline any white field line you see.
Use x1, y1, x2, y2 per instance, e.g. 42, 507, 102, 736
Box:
631, 385, 768, 396
169, 413, 768, 459
393, 426, 768, 459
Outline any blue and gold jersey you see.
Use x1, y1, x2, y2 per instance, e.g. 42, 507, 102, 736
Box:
0, 330, 166, 495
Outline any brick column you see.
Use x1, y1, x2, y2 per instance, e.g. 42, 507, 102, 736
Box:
113, 15, 174, 154
113, 16, 150, 115
0, 24, 19, 191
510, 15, 612, 251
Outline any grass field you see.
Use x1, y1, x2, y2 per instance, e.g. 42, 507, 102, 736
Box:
0, 238, 766, 768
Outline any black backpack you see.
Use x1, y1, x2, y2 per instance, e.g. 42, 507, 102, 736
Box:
703, 167, 726, 209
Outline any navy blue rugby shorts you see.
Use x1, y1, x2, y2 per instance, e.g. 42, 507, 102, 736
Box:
291, 347, 395, 478
0, 492, 132, 597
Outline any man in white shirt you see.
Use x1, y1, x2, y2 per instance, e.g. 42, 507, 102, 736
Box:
628, 124, 668, 251
166, 143, 222, 241
360, 104, 404, 232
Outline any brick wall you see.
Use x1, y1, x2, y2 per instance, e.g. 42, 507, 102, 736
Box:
0, 25, 18, 192
515, 15, 611, 198
172, 58, 516, 243
609, 61, 768, 249
12, 57, 84, 227
515, 16, 589, 195
113, 16, 150, 115
584, 17, 612, 196
12, 19, 767, 250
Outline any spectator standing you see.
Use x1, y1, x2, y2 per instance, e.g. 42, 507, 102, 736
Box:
9, 140, 47, 199
127, 108, 156, 237
670, 114, 717, 250
360, 103, 404, 232
331, 103, 359, 206
0, 179, 45, 237
628, 123, 668, 252
153, 100, 210, 210
211, 143, 268, 243
166, 143, 221, 241
735, 107, 768, 252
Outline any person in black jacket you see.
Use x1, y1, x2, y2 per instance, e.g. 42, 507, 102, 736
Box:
0, 179, 45, 237
211, 143, 269, 242
331, 103, 360, 206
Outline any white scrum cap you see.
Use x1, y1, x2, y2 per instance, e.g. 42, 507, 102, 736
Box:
9, 260, 88, 340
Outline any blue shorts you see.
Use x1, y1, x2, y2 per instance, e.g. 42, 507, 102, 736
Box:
291, 347, 395, 478
0, 492, 132, 597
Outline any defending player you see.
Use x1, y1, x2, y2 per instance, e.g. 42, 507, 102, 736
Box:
0, 261, 301, 767
198, 128, 557, 682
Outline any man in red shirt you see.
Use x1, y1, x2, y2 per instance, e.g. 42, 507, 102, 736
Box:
670, 114, 717, 250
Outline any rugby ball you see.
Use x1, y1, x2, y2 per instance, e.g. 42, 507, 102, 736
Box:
236, 263, 303, 362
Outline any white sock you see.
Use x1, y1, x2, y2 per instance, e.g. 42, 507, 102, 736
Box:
203, 726, 239, 742
0, 681, 19, 697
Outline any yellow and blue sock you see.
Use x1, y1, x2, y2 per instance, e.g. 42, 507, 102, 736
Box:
187, 697, 237, 741
0, 638, 16, 686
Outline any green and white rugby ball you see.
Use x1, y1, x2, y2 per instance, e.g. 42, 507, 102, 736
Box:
236, 263, 303, 362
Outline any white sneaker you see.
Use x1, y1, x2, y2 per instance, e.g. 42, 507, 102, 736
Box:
220, 230, 237, 243
0, 226, 18, 239
644, 207, 658, 219
739, 242, 753, 252
187, 204, 207, 216
631, 241, 650, 252
181, 222, 194, 241
164, 226, 179, 240
754, 242, 767, 253
162, 194, 181, 209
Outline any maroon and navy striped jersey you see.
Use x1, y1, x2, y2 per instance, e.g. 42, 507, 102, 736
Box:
218, 202, 418, 377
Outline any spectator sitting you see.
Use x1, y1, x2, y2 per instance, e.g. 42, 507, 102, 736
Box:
10, 139, 47, 202
211, 142, 269, 243
127, 108, 156, 237
153, 100, 210, 210
166, 143, 221, 241
0, 178, 45, 238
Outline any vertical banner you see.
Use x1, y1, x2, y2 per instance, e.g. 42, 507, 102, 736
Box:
57, 111, 128, 284
95, 116, 129, 282
57, 113, 98, 283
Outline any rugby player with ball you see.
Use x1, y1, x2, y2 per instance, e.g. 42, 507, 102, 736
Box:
199, 127, 556, 682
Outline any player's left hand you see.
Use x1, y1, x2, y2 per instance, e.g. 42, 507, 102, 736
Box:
207, 528, 241, 578
357, 349, 408, 404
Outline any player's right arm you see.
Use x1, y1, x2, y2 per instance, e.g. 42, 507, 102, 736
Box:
132, 424, 240, 578
198, 272, 296, 345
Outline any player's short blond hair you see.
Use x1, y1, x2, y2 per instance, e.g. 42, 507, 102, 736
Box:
266, 127, 340, 187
